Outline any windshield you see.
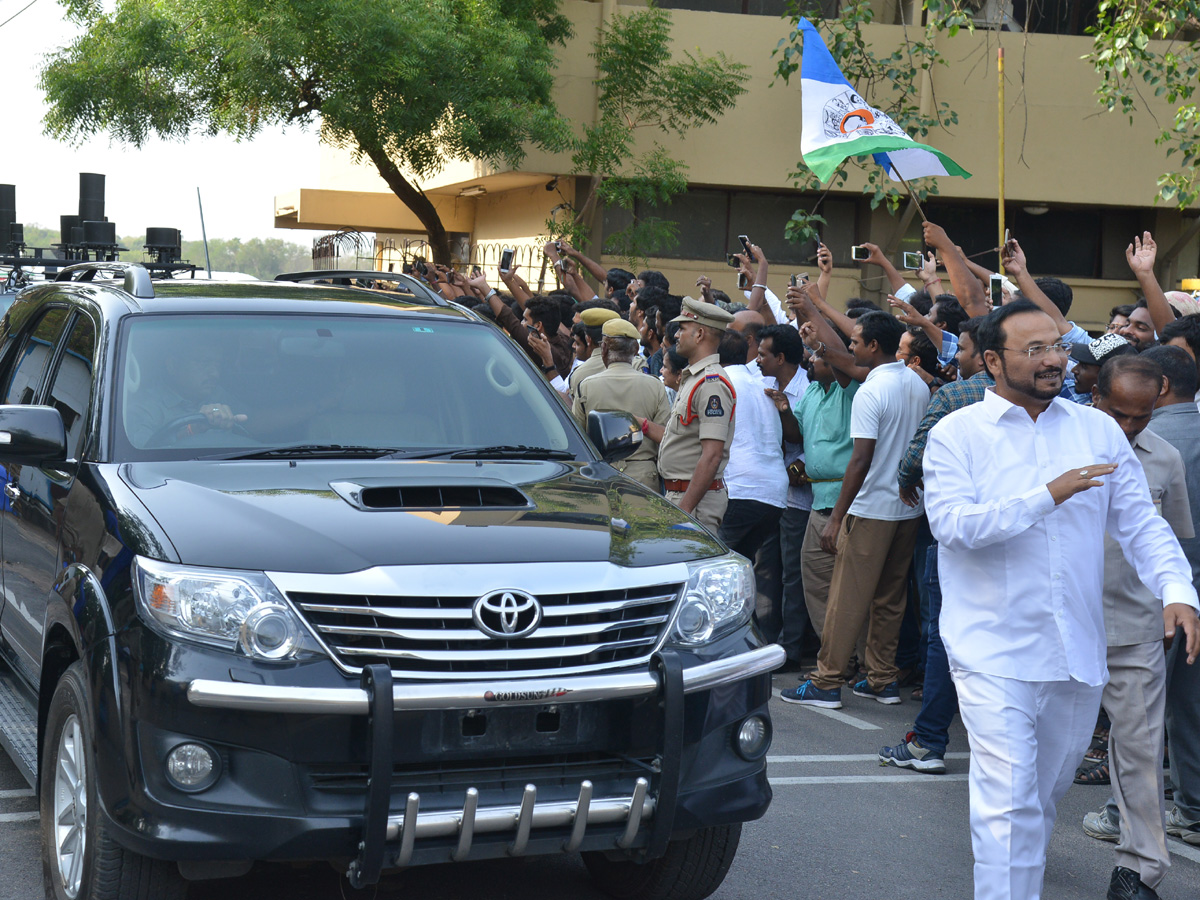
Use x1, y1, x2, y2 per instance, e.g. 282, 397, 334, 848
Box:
113, 313, 589, 461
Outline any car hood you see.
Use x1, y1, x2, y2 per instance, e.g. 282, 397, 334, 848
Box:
117, 459, 722, 573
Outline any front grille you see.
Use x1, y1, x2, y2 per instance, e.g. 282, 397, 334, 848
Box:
306, 752, 657, 796
290, 583, 682, 679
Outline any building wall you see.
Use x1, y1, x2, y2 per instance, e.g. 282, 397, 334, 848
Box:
292, 1, 1199, 331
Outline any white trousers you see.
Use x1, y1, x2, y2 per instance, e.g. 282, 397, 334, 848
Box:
952, 670, 1104, 900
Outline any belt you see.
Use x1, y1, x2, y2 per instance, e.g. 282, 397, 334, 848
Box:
662, 479, 724, 493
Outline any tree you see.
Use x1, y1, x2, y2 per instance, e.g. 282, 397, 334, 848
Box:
549, 5, 749, 270
772, 0, 964, 245
40, 0, 573, 265
1084, 1, 1200, 208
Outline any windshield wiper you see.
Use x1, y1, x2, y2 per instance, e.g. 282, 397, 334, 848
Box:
207, 444, 399, 460
398, 445, 576, 460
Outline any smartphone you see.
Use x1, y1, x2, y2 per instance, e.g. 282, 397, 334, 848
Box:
726, 253, 740, 268
902, 251, 922, 270
499, 248, 514, 274
851, 245, 870, 261
554, 241, 563, 254
990, 273, 1004, 307
737, 271, 749, 290
738, 235, 755, 263
471, 265, 483, 278
789, 274, 797, 287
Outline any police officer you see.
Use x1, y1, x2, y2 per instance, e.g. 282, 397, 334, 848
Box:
568, 307, 619, 400
640, 296, 736, 532
573, 317, 671, 492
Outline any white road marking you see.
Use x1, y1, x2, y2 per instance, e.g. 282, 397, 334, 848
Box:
768, 753, 970, 763
0, 811, 38, 823
1168, 837, 1200, 865
784, 704, 882, 731
0, 788, 35, 799
770, 774, 969, 785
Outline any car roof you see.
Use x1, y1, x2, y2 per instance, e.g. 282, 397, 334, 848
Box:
9, 277, 482, 324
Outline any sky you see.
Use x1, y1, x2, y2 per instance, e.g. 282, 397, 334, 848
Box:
1, 0, 323, 245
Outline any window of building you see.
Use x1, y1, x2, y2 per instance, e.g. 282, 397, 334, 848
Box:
604, 188, 858, 267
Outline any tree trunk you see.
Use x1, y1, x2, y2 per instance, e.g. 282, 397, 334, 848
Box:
361, 144, 453, 266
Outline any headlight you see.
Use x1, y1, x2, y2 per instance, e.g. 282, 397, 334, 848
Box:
669, 556, 755, 645
134, 557, 325, 662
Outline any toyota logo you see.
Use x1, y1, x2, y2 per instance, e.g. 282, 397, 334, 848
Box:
472, 590, 543, 639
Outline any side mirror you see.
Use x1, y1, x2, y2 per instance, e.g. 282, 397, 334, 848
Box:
587, 410, 643, 463
0, 406, 68, 464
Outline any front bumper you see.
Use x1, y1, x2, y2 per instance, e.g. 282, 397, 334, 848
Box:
185, 644, 784, 713
98, 631, 783, 880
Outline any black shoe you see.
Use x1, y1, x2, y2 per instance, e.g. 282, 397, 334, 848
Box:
1107, 866, 1159, 900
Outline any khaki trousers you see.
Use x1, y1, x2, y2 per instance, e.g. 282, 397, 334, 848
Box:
666, 488, 727, 536
801, 509, 836, 639
615, 459, 662, 493
811, 514, 920, 691
1103, 641, 1170, 888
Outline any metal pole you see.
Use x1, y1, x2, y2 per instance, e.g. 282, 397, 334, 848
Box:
197, 187, 213, 278
998, 47, 1005, 273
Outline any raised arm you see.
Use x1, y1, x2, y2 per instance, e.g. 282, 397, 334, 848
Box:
788, 286, 869, 382
562, 241, 608, 286
498, 262, 533, 307
1000, 239, 1072, 335
887, 294, 944, 349
919, 251, 946, 297
861, 242, 908, 295
815, 242, 833, 303
1126, 232, 1175, 335
742, 246, 779, 326
923, 222, 987, 317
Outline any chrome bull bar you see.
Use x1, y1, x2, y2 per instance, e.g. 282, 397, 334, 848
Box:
383, 778, 654, 868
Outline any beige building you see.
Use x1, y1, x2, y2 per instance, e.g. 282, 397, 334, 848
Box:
273, 0, 1200, 331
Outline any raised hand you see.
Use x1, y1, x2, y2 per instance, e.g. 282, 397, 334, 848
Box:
887, 294, 930, 328
922, 221, 952, 252
816, 243, 833, 275
859, 242, 887, 268
1126, 231, 1157, 278
1000, 238, 1027, 278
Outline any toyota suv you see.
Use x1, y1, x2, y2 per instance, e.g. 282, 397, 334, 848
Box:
0, 262, 782, 900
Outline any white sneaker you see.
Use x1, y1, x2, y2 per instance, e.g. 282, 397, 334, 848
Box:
1166, 806, 1200, 845
1082, 809, 1120, 842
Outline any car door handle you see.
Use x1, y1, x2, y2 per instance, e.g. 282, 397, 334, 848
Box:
3, 483, 21, 502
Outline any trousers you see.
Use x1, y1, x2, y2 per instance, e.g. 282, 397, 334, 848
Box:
800, 509, 836, 639
1099, 641, 1169, 887
911, 542, 959, 755
666, 487, 727, 535
717, 499, 784, 638
953, 670, 1103, 900
811, 514, 920, 692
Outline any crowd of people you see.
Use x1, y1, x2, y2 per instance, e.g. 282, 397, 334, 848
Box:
416, 223, 1200, 900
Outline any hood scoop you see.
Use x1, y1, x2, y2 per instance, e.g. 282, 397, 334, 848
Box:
330, 479, 531, 511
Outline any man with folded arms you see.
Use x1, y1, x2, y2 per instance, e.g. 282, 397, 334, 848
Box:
923, 300, 1200, 900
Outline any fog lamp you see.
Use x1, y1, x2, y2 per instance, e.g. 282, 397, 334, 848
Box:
735, 716, 770, 760
166, 743, 219, 791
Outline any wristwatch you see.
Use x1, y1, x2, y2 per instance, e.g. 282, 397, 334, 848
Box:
542, 363, 557, 374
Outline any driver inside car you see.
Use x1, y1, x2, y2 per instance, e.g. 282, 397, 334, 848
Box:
126, 341, 248, 445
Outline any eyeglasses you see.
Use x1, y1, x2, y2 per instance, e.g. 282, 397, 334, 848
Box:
998, 342, 1072, 359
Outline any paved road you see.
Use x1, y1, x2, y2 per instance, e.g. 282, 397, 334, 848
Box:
3, 672, 1199, 900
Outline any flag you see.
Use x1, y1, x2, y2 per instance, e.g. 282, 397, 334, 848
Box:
798, 19, 971, 184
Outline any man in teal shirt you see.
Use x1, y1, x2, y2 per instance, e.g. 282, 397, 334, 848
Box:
767, 342, 857, 650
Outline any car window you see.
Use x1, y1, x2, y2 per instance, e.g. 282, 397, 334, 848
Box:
3, 307, 70, 405
114, 313, 590, 460
44, 314, 97, 460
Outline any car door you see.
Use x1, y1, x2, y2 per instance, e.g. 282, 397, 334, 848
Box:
0, 305, 74, 683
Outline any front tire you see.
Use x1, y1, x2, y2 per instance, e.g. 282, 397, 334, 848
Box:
41, 662, 186, 900
583, 823, 742, 900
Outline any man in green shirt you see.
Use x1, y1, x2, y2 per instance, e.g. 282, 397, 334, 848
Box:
767, 344, 857, 646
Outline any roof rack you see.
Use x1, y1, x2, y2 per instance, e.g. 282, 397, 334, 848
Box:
274, 270, 448, 307
55, 262, 154, 299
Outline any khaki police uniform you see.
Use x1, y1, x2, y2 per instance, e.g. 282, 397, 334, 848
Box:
573, 361, 671, 491
568, 347, 606, 400
655, 297, 737, 532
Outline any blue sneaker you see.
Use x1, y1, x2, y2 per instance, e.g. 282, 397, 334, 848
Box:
780, 680, 842, 708
853, 678, 901, 704
878, 732, 946, 774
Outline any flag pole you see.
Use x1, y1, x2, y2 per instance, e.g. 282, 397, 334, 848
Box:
998, 47, 1006, 273
894, 172, 929, 224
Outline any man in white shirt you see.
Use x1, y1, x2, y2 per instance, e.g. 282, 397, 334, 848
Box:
923, 300, 1200, 900
716, 330, 788, 624
783, 311, 930, 707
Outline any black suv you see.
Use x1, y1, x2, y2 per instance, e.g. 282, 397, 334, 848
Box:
0, 263, 782, 900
